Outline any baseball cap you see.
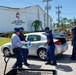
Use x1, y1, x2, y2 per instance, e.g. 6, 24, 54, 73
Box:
45, 27, 49, 30
14, 28, 20, 32
20, 27, 24, 30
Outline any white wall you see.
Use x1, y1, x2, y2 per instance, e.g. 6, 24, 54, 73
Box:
0, 7, 10, 33
9, 9, 26, 31
0, 5, 52, 33
25, 6, 38, 31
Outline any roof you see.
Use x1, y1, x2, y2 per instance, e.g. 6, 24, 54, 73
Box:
24, 5, 52, 20
0, 5, 52, 20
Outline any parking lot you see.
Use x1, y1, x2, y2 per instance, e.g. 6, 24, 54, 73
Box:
0, 43, 76, 75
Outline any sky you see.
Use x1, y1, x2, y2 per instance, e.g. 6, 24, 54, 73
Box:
0, 0, 76, 23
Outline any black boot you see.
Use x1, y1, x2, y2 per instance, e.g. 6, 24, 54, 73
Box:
24, 63, 30, 66
70, 57, 75, 60
45, 61, 51, 65
51, 62, 57, 66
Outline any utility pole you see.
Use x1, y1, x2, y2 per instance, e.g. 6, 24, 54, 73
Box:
42, 0, 52, 27
56, 5, 62, 27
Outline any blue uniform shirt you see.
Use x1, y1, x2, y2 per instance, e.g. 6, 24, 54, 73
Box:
46, 31, 54, 46
71, 26, 76, 45
18, 33, 28, 49
18, 33, 25, 41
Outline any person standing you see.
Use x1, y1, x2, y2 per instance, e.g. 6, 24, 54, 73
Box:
19, 27, 30, 66
44, 27, 57, 65
70, 20, 76, 60
11, 28, 23, 68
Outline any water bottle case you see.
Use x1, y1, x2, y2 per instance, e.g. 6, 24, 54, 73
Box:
22, 41, 31, 48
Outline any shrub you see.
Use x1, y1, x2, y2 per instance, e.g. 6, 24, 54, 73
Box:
23, 31, 29, 34
0, 32, 13, 38
0, 31, 29, 38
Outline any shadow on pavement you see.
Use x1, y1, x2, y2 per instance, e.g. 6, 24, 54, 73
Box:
56, 54, 76, 63
56, 64, 73, 72
4, 55, 43, 61
4, 54, 76, 63
26, 64, 42, 69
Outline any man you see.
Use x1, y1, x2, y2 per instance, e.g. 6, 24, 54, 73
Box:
19, 27, 30, 66
11, 28, 23, 68
44, 27, 57, 65
70, 20, 76, 60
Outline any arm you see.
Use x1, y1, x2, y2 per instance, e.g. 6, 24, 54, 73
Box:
44, 39, 50, 46
44, 33, 52, 46
69, 29, 73, 39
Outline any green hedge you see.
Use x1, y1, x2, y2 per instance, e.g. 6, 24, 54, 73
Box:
0, 32, 13, 38
0, 31, 29, 38
23, 31, 29, 34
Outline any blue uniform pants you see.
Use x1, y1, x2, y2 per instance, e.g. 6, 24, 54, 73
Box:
13, 48, 23, 68
71, 44, 76, 59
47, 45, 56, 62
22, 48, 29, 64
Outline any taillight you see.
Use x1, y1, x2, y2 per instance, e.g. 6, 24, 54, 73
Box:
54, 40, 61, 45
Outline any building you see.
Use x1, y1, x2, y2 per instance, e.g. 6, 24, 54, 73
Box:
0, 5, 52, 33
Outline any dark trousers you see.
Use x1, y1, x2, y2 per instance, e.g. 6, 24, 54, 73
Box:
22, 48, 29, 64
47, 45, 56, 62
71, 45, 76, 59
13, 48, 23, 68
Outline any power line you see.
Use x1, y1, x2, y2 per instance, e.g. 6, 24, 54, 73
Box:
56, 5, 62, 27
42, 0, 52, 27
62, 13, 76, 15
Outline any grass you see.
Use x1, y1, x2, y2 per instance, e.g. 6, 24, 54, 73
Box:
0, 37, 11, 46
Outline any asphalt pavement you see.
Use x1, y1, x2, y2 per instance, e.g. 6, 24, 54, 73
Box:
0, 43, 76, 75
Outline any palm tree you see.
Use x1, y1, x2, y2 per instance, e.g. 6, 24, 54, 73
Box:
68, 19, 74, 28
60, 18, 68, 30
60, 17, 68, 25
31, 20, 43, 31
53, 23, 58, 28
63, 18, 68, 24
68, 19, 73, 23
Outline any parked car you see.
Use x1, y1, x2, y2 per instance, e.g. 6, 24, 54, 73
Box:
1, 32, 68, 60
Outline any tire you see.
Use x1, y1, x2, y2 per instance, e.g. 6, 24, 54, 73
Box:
37, 48, 47, 60
3, 48, 11, 56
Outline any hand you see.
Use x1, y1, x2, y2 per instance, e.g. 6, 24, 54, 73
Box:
22, 43, 24, 46
25, 40, 27, 42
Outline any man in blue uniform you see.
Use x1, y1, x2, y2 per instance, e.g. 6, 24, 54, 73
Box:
19, 27, 30, 66
11, 28, 23, 68
44, 27, 57, 65
70, 20, 76, 60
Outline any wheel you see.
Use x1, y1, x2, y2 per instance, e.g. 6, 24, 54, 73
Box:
3, 48, 11, 56
37, 48, 47, 60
